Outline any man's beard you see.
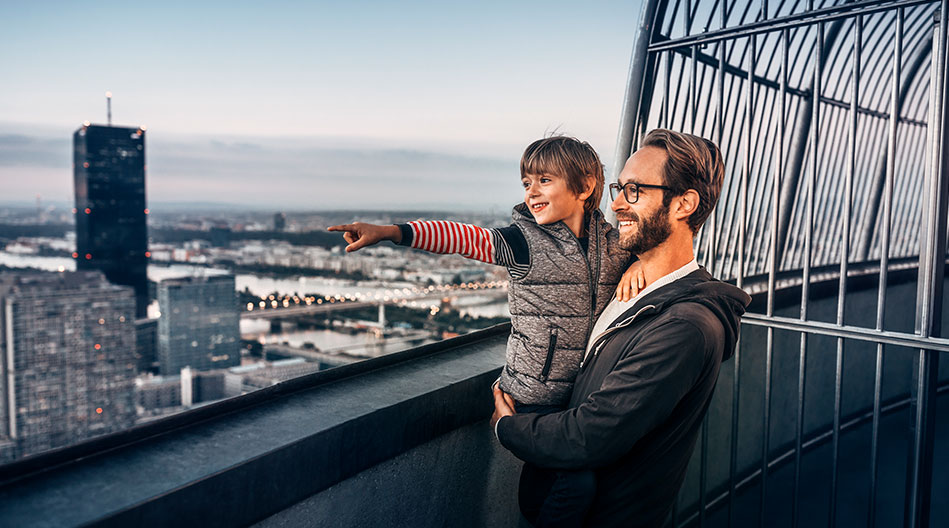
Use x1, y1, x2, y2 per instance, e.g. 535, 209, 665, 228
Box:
617, 203, 672, 255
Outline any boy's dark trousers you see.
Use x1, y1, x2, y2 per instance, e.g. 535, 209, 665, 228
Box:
514, 403, 596, 528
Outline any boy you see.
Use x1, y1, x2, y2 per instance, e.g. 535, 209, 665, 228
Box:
329, 136, 641, 527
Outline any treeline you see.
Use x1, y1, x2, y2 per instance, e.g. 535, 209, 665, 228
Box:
149, 228, 350, 249
0, 223, 351, 250
0, 223, 72, 242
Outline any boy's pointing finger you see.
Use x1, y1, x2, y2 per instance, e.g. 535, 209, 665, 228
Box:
327, 224, 355, 232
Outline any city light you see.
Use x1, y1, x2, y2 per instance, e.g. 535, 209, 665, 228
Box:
95, 408, 103, 414
94, 344, 101, 350
246, 303, 254, 311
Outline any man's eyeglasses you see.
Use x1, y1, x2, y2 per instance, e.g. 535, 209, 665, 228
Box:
609, 182, 673, 204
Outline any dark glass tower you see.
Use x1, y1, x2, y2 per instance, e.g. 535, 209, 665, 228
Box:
73, 123, 148, 318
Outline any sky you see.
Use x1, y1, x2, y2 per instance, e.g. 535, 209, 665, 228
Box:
0, 0, 643, 212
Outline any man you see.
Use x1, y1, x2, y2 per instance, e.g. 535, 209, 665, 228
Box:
492, 129, 751, 528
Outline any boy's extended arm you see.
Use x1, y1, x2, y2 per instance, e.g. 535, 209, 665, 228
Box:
327, 222, 401, 252
330, 219, 529, 274
399, 220, 528, 273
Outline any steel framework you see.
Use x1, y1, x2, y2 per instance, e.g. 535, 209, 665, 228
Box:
615, 0, 948, 525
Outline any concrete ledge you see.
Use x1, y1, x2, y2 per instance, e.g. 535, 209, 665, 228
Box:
0, 325, 510, 527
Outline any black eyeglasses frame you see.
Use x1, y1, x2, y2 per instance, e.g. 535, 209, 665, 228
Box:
608, 181, 674, 204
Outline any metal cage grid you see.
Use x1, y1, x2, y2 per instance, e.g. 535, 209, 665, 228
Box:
614, 0, 948, 525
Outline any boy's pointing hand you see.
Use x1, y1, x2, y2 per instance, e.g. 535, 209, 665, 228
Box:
327, 222, 401, 252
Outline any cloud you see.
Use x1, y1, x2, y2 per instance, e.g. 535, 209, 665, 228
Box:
0, 133, 71, 168
0, 127, 524, 211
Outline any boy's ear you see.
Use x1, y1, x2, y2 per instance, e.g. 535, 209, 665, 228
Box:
672, 189, 700, 222
578, 175, 597, 201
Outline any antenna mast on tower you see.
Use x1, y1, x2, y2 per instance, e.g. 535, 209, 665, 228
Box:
106, 91, 112, 126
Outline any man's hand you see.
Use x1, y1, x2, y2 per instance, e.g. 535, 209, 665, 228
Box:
327, 222, 401, 252
491, 382, 516, 428
616, 260, 646, 302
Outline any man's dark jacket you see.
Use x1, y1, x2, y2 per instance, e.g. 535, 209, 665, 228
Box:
496, 268, 751, 527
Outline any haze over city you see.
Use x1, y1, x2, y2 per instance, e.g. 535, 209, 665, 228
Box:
1, 0, 641, 211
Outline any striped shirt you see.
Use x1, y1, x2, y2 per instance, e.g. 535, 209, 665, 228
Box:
397, 220, 589, 280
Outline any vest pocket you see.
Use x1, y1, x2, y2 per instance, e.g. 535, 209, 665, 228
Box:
540, 328, 558, 381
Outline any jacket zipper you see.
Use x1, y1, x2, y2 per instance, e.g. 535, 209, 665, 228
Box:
540, 328, 558, 381
579, 304, 657, 369
567, 217, 596, 341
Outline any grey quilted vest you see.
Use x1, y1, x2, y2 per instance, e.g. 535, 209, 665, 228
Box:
498, 203, 632, 405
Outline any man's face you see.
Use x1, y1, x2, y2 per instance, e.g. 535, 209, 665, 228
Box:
611, 147, 673, 255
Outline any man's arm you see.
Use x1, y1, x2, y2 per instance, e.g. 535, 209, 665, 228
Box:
495, 317, 710, 469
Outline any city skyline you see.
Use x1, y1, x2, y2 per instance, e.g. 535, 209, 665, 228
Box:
1, 1, 642, 211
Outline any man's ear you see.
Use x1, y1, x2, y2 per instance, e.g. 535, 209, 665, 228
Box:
672, 189, 700, 223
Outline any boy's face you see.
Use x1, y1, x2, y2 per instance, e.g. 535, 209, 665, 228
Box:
521, 172, 586, 227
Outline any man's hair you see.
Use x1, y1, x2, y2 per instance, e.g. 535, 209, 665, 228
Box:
520, 136, 604, 215
641, 129, 725, 233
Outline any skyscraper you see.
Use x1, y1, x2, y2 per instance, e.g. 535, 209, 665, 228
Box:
157, 274, 241, 375
73, 123, 149, 318
0, 271, 138, 462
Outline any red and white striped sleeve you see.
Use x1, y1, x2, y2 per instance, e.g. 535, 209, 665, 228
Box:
406, 220, 496, 264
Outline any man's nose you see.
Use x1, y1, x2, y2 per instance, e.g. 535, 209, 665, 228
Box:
611, 191, 626, 212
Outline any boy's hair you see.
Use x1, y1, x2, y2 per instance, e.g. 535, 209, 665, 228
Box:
520, 136, 604, 215
641, 129, 725, 234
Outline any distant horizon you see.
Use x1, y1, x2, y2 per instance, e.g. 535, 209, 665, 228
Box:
1, 1, 641, 210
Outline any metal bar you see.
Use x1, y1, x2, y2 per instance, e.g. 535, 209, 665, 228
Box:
648, 0, 937, 52
677, 382, 949, 528
711, 24, 725, 276
613, 0, 663, 187
660, 39, 930, 128
906, 5, 947, 526
664, 51, 673, 128
869, 10, 902, 527
858, 38, 933, 261
829, 16, 862, 527
804, 14, 820, 320
686, 0, 695, 131
741, 313, 949, 352
739, 34, 753, 289
691, 44, 698, 130
761, 326, 773, 528
777, 19, 846, 270
728, 334, 741, 528
868, 342, 884, 528
793, 326, 806, 528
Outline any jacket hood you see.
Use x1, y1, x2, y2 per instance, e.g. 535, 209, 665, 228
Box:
628, 268, 751, 361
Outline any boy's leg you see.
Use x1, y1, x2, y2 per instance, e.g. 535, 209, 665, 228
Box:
517, 465, 596, 528
518, 463, 555, 526
535, 469, 596, 528
512, 403, 596, 527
